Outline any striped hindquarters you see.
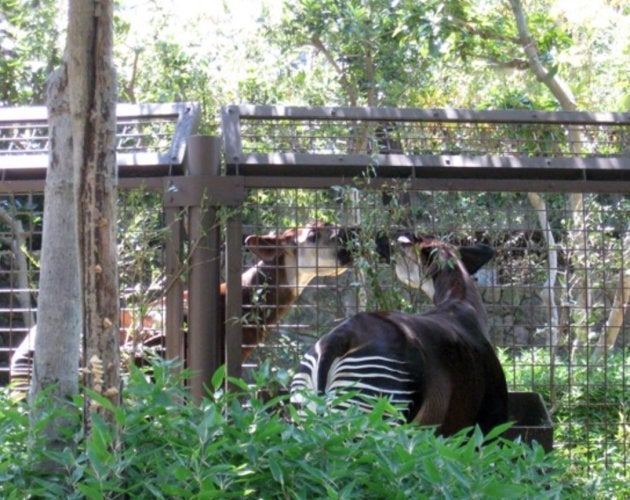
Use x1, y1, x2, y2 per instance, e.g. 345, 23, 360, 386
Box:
9, 326, 165, 399
291, 340, 416, 418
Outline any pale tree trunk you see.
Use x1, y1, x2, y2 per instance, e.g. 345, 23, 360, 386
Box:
591, 235, 630, 360
527, 193, 560, 410
31, 0, 118, 452
509, 0, 604, 358
66, 0, 120, 426
527, 193, 559, 347
30, 65, 82, 456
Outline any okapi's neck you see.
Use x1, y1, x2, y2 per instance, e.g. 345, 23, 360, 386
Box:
430, 253, 487, 324
239, 254, 301, 357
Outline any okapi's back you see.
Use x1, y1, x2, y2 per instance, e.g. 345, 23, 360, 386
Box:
292, 235, 508, 435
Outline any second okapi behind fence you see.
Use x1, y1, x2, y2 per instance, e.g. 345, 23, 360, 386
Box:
9, 222, 367, 397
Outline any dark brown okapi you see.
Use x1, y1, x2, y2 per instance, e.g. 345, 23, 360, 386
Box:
291, 234, 508, 436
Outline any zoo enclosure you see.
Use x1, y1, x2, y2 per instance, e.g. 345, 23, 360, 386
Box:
1, 104, 628, 472
219, 104, 628, 474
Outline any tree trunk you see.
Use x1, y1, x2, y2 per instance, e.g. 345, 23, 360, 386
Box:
508, 0, 607, 358
527, 192, 560, 410
591, 259, 630, 360
31, 1, 118, 451
66, 0, 120, 426
30, 64, 82, 460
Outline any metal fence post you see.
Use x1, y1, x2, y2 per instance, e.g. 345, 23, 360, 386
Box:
187, 135, 222, 401
164, 207, 185, 367
224, 214, 243, 382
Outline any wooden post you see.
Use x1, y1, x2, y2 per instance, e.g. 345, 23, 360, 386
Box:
224, 215, 243, 382
186, 135, 222, 401
164, 207, 185, 366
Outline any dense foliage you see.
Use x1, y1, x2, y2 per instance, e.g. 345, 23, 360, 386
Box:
0, 359, 601, 498
2, 1, 627, 112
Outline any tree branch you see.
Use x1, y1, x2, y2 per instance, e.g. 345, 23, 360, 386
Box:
310, 35, 358, 106
450, 16, 521, 45
508, 0, 577, 110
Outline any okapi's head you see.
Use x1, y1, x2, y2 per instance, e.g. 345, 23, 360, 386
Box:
244, 222, 357, 290
394, 233, 494, 299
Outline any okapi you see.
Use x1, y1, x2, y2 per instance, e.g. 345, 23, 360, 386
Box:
291, 234, 508, 436
10, 223, 359, 396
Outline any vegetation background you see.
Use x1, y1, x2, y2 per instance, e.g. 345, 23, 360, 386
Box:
0, 0, 628, 497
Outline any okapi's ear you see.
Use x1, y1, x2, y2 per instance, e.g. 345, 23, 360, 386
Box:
458, 244, 495, 275
245, 235, 286, 261
374, 231, 391, 263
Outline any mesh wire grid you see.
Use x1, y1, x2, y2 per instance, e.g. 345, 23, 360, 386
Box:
238, 118, 626, 157
0, 186, 626, 475
236, 186, 627, 475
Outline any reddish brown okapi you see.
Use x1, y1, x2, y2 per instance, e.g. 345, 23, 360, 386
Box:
224, 222, 356, 361
129, 222, 359, 362
10, 223, 357, 395
291, 234, 508, 436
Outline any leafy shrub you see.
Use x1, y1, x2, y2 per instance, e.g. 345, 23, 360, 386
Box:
0, 358, 600, 498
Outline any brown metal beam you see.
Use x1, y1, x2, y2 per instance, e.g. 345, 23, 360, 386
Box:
240, 175, 629, 193
225, 104, 629, 125
163, 176, 245, 208
164, 207, 185, 368
224, 214, 243, 382
227, 153, 629, 182
185, 135, 223, 401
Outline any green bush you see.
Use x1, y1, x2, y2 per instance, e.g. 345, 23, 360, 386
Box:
0, 359, 595, 498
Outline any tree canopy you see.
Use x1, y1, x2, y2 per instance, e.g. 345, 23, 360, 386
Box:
1, 0, 628, 117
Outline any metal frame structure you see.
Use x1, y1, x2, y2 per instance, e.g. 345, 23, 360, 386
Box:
0, 102, 200, 186
222, 105, 629, 192
0, 102, 201, 386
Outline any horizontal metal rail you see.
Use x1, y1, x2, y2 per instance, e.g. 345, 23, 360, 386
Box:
226, 104, 629, 125
3, 173, 626, 196
0, 102, 200, 179
222, 105, 630, 189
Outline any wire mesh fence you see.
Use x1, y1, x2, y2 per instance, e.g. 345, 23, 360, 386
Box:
221, 105, 627, 476
238, 117, 627, 158
235, 186, 627, 476
0, 193, 42, 385
0, 103, 199, 178
0, 189, 169, 386
1, 183, 626, 476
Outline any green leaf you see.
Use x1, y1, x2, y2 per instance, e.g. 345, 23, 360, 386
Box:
482, 480, 529, 498
268, 456, 284, 485
226, 375, 250, 392
83, 387, 116, 413
211, 365, 226, 390
483, 421, 514, 442
422, 457, 441, 483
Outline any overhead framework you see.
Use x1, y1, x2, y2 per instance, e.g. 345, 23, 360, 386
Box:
2, 103, 627, 193
0, 102, 201, 189
221, 105, 630, 193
